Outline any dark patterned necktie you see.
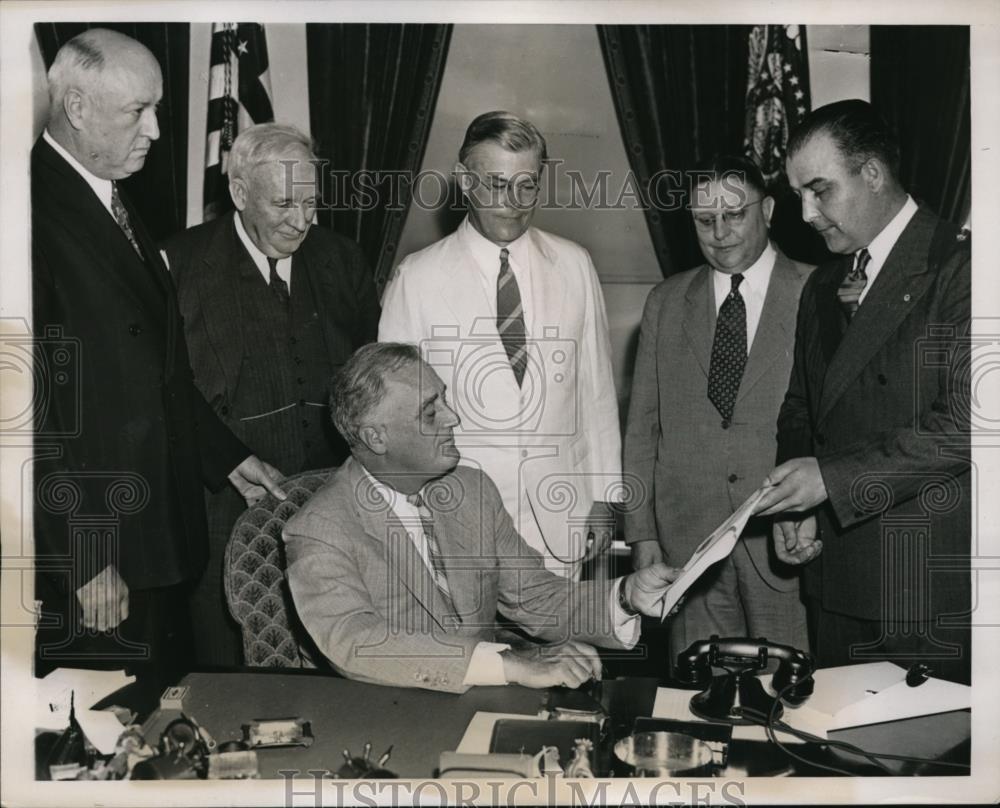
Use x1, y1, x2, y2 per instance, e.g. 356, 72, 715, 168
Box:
707, 273, 747, 423
110, 182, 144, 259
838, 248, 871, 320
267, 257, 290, 306
496, 247, 528, 387
406, 493, 456, 612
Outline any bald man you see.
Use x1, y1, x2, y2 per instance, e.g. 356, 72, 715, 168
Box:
32, 29, 284, 675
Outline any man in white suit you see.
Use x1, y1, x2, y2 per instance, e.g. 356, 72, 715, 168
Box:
380, 111, 620, 579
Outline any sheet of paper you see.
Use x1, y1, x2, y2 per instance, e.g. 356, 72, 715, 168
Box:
76, 708, 127, 755
35, 668, 135, 731
777, 662, 971, 736
651, 686, 804, 744
455, 712, 539, 754
659, 486, 770, 620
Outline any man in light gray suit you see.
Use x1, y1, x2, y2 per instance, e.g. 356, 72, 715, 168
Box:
624, 156, 813, 666
283, 343, 679, 693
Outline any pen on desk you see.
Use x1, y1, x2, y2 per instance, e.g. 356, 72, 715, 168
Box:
362, 741, 371, 762
377, 745, 393, 767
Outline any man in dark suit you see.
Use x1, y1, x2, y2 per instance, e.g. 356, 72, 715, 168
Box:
757, 100, 971, 683
32, 29, 284, 676
162, 123, 380, 665
625, 156, 812, 668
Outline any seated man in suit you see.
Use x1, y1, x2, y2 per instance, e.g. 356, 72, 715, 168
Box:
283, 343, 679, 692
625, 156, 813, 669
163, 123, 380, 666
379, 111, 621, 580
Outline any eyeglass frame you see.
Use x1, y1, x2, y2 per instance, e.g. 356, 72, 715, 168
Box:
455, 162, 543, 209
690, 198, 765, 230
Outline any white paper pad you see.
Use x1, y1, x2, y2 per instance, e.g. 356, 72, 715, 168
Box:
659, 487, 769, 620
651, 686, 805, 744
75, 708, 128, 754
35, 668, 135, 732
456, 712, 540, 754
776, 662, 971, 737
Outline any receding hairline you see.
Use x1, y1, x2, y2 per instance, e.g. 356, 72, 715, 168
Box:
48, 28, 161, 104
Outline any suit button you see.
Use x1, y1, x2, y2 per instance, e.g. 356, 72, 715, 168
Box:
302, 420, 309, 428
299, 399, 306, 407
877, 373, 888, 386
128, 323, 142, 336
297, 377, 305, 384
728, 474, 738, 483
721, 419, 730, 429
290, 337, 298, 345
816, 434, 825, 446
221, 405, 230, 416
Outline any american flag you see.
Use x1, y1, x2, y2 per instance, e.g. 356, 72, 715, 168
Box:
203, 23, 274, 221
743, 25, 811, 185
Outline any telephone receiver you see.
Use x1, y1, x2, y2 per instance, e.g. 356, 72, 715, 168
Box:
674, 637, 816, 724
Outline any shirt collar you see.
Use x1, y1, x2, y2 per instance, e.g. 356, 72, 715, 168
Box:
458, 215, 533, 278
234, 211, 269, 266
43, 128, 113, 211
863, 195, 918, 267
712, 241, 776, 299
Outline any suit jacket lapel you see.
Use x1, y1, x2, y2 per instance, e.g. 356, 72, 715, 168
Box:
818, 209, 937, 424
738, 249, 797, 402
524, 227, 567, 336
683, 266, 715, 378
295, 236, 353, 363
194, 214, 247, 397
350, 461, 454, 631
815, 257, 850, 365
440, 237, 495, 333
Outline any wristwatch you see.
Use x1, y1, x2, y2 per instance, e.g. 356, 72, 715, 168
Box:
617, 577, 639, 617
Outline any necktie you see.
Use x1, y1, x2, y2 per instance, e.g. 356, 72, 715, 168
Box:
707, 273, 747, 423
838, 248, 871, 320
110, 182, 144, 259
406, 492, 456, 613
267, 257, 290, 306
496, 248, 528, 387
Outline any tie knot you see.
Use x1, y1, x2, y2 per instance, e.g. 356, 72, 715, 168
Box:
267, 257, 279, 273
853, 248, 871, 279
499, 248, 509, 264
730, 273, 744, 291
406, 492, 425, 509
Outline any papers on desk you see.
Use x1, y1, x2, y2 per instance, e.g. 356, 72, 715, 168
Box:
776, 662, 971, 737
659, 486, 770, 620
36, 668, 134, 754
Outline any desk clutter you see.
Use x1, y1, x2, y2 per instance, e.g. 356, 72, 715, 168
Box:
35, 672, 397, 781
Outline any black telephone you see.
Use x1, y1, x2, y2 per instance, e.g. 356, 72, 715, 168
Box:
674, 637, 815, 725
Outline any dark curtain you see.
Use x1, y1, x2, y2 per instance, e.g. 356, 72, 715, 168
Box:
306, 24, 452, 291
598, 26, 750, 276
870, 26, 970, 225
35, 23, 190, 242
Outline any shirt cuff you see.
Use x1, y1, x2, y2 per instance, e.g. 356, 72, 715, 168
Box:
609, 576, 640, 649
462, 641, 511, 686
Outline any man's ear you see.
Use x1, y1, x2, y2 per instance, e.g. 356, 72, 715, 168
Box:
229, 177, 249, 211
358, 424, 387, 456
860, 158, 886, 194
63, 88, 87, 131
762, 195, 776, 226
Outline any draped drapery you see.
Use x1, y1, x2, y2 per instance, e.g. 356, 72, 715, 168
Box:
598, 26, 750, 277
306, 24, 452, 291
35, 23, 190, 243
870, 26, 971, 225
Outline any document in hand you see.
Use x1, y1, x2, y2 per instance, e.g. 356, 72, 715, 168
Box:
659, 487, 770, 621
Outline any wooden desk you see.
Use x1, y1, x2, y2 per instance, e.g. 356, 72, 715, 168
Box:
166, 670, 969, 779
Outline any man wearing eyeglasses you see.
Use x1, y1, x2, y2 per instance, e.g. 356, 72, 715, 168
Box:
624, 155, 813, 668
380, 111, 621, 580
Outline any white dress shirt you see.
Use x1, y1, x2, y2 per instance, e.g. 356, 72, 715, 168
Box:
234, 213, 293, 290
458, 217, 535, 335
363, 468, 639, 686
43, 129, 113, 215
711, 241, 776, 351
856, 194, 918, 306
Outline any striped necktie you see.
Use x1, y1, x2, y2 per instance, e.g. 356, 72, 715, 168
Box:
406, 492, 456, 614
838, 248, 871, 320
496, 247, 528, 386
110, 182, 144, 259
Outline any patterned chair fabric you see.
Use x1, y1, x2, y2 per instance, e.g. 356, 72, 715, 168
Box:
224, 468, 333, 667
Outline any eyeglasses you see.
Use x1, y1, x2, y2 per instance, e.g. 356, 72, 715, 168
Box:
691, 199, 763, 230
456, 164, 541, 207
